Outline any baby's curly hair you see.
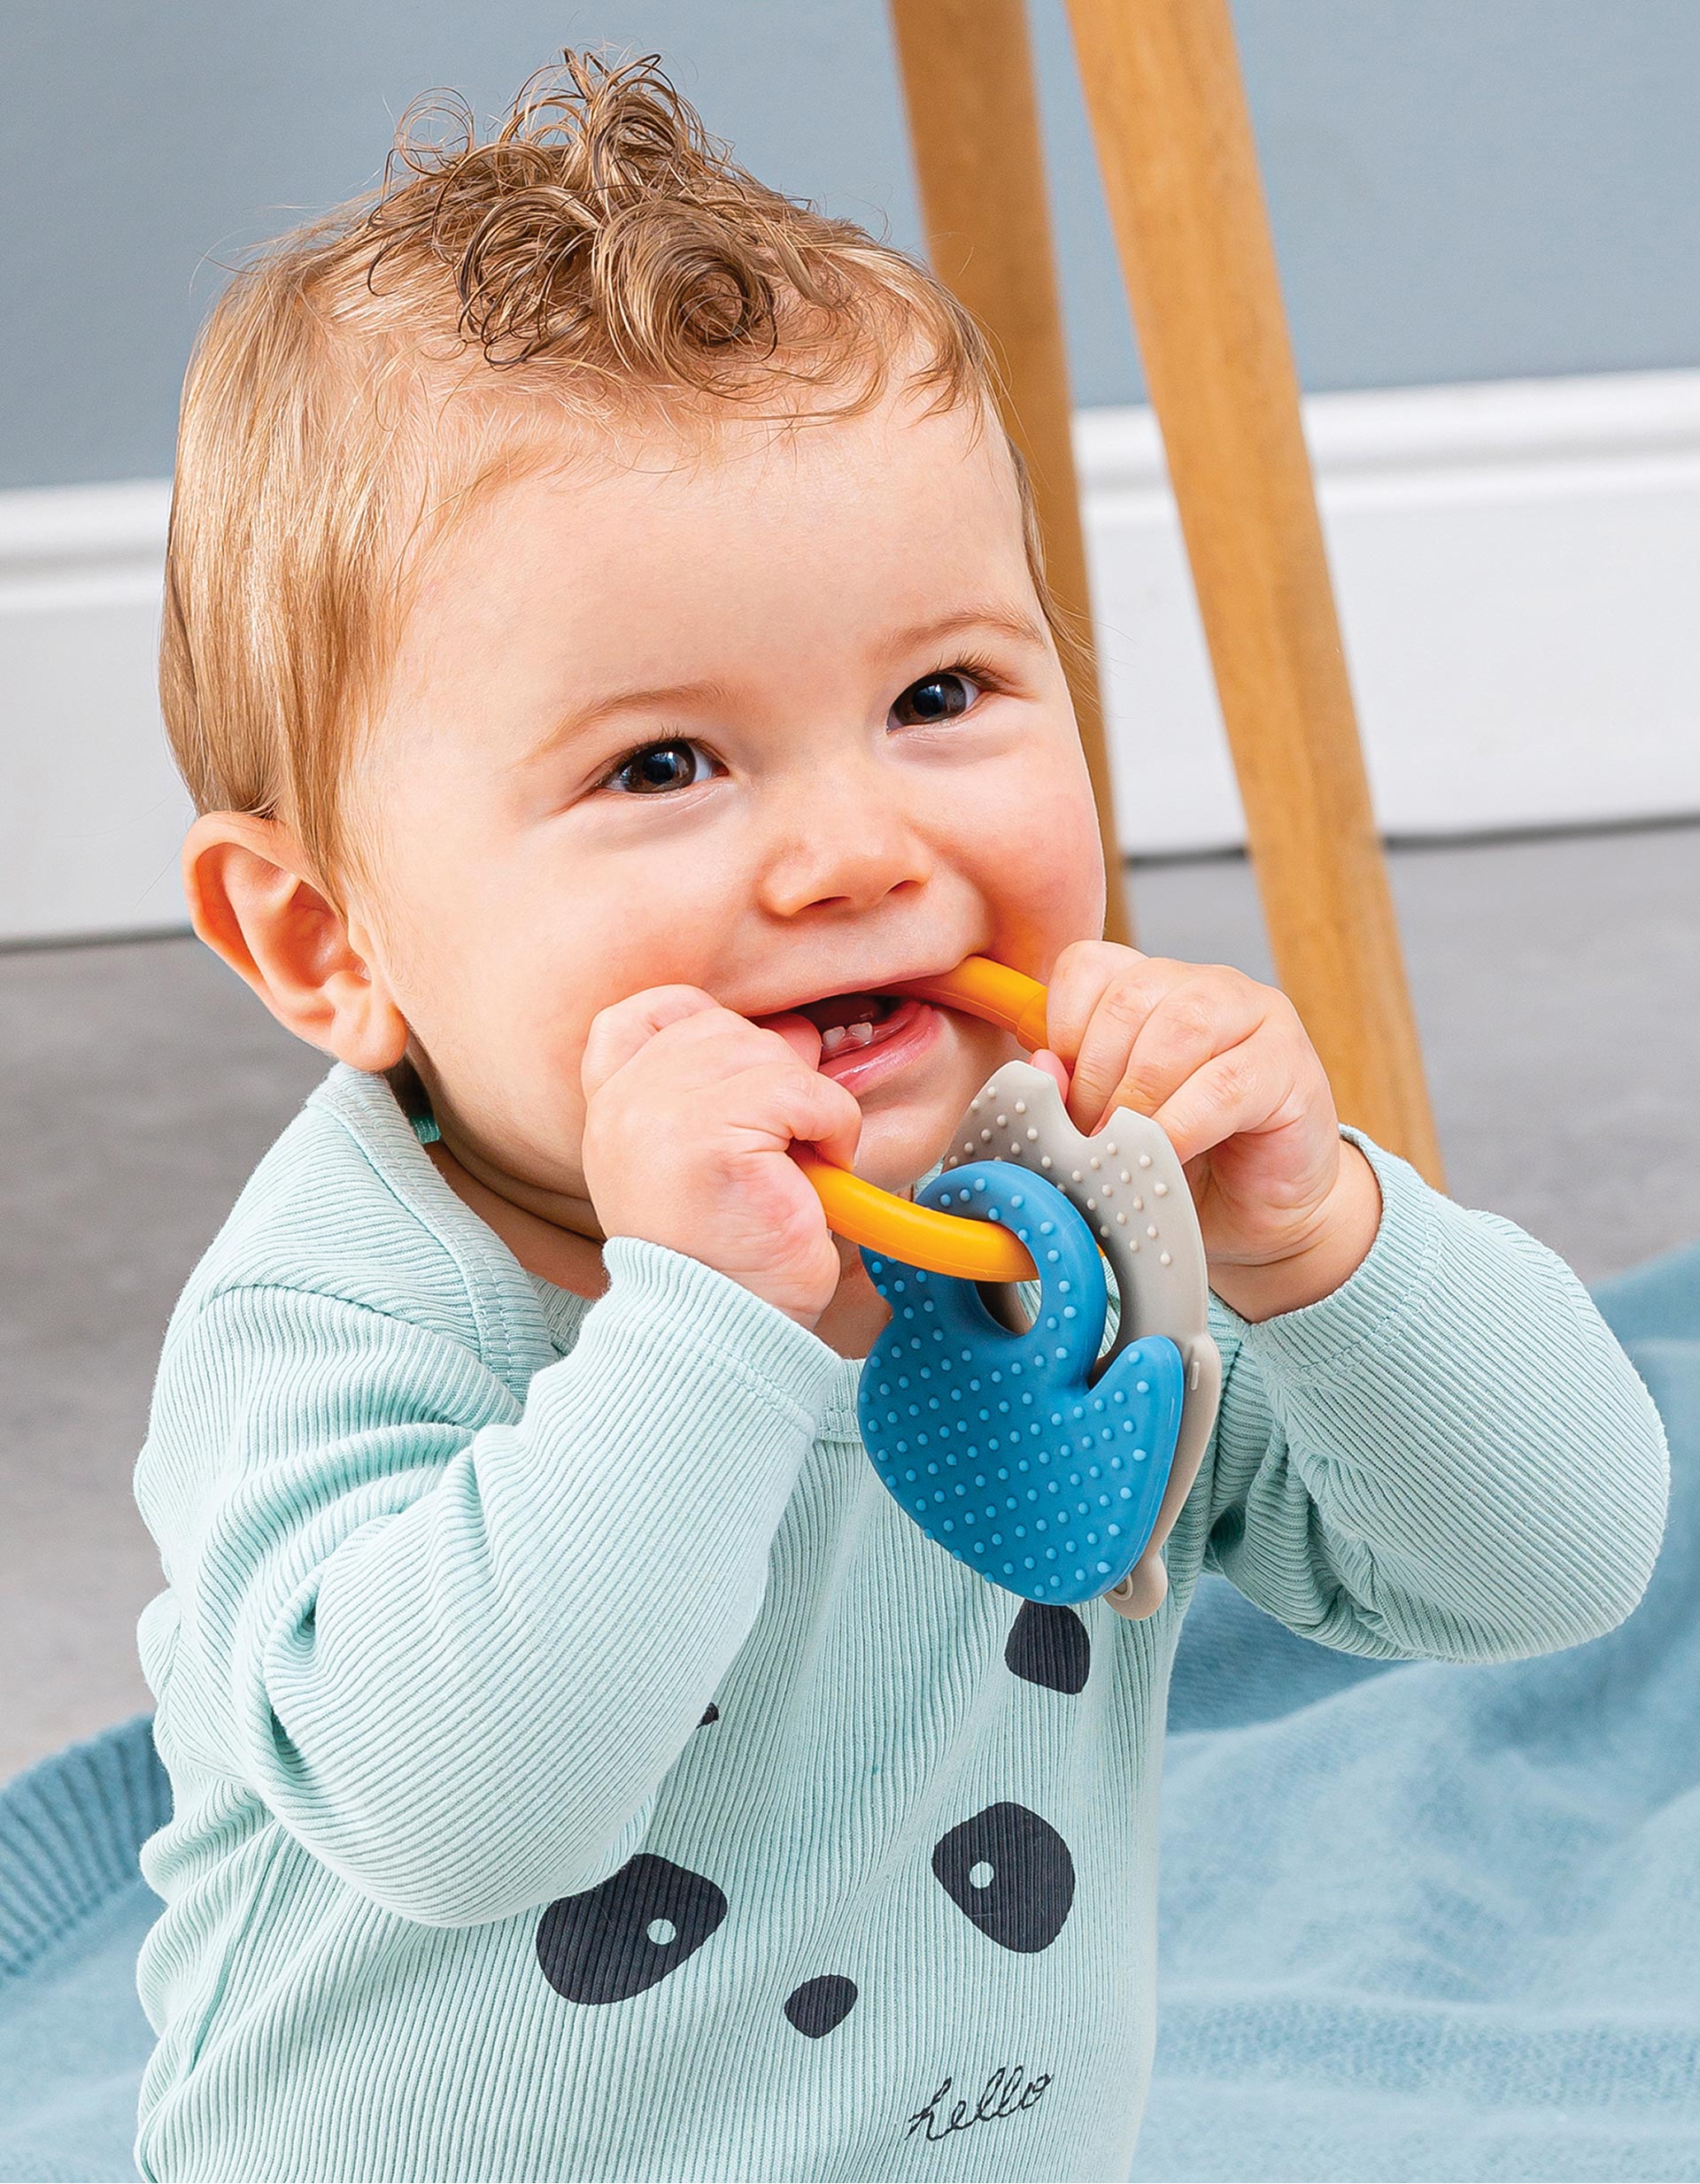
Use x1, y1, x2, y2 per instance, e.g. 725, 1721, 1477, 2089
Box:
161, 50, 1062, 894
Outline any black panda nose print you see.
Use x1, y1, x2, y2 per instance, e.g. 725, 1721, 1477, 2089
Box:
1005, 1601, 1091, 1694
699, 1703, 720, 1725
784, 1973, 859, 2038
931, 1803, 1075, 1953
536, 1854, 728, 2004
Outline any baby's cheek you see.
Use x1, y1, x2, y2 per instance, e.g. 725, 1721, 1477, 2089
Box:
996, 856, 1105, 981
904, 1018, 1015, 1184
441, 999, 596, 1190
981, 757, 1105, 951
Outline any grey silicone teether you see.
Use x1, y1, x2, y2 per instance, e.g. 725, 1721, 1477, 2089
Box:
941, 1061, 1222, 1619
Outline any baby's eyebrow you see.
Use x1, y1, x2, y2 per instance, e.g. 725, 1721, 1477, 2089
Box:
522, 676, 734, 765
885, 605, 1051, 659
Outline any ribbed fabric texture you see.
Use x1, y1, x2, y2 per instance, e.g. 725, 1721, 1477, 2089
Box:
128, 1064, 1668, 2184
0, 1715, 171, 1985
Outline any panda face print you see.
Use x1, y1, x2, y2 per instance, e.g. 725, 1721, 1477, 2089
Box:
535, 1599, 1088, 2028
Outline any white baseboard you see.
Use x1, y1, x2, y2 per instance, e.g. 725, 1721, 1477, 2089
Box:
4, 369, 1698, 942
1, 481, 186, 943
1078, 368, 1700, 853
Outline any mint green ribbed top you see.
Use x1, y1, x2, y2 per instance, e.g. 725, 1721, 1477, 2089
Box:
130, 1064, 1667, 2183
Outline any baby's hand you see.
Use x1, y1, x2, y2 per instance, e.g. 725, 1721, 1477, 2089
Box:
580, 987, 862, 1329
1042, 940, 1383, 1321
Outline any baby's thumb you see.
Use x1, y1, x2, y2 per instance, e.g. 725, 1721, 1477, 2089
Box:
581, 983, 718, 1100
761, 1012, 824, 1069
1032, 1047, 1071, 1100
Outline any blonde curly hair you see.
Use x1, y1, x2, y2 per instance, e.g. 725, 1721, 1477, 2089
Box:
160, 49, 1062, 895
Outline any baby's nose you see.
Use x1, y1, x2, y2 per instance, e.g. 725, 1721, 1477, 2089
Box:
756, 783, 933, 918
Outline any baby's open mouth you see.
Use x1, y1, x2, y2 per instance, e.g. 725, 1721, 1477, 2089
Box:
753, 980, 949, 1092
794, 992, 902, 1059
757, 988, 944, 1089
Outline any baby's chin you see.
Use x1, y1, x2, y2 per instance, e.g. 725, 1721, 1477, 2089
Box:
847, 1110, 948, 1198
844, 1038, 1006, 1194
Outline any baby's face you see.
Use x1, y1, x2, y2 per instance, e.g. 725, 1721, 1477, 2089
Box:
354, 381, 1105, 1215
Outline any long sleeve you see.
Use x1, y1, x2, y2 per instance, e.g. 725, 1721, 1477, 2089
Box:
1196, 1127, 1670, 1663
141, 1237, 840, 1928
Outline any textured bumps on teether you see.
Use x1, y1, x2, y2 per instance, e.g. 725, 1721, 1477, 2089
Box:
859, 1161, 1186, 1606
943, 1062, 1223, 1621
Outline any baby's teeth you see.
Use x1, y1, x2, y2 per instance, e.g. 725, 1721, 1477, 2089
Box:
820, 1016, 880, 1060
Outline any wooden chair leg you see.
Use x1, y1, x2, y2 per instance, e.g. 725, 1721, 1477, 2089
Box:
887, 0, 1133, 949
1062, 0, 1445, 1185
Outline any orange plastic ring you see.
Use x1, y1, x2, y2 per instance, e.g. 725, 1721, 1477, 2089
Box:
794, 956, 1048, 1282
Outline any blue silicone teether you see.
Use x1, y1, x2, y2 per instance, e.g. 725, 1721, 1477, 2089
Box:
858, 1161, 1186, 1605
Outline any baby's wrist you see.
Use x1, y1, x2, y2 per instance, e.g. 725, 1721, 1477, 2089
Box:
1207, 1140, 1383, 1324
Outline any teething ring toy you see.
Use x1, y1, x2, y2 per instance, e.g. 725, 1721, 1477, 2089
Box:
791, 955, 1223, 1621
790, 959, 1048, 1283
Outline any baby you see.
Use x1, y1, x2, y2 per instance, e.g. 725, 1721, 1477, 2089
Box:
130, 50, 1668, 2184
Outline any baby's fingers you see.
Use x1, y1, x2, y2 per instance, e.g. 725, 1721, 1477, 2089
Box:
755, 1061, 863, 1171
1072, 975, 1263, 1136
1148, 1038, 1291, 1166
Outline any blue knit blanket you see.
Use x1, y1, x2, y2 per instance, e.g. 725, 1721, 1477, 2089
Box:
4, 1242, 1696, 2183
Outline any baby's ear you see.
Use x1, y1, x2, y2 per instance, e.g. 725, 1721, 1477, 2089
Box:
182, 813, 408, 1072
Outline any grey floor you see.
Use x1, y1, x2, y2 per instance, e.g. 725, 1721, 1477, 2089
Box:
2, 821, 1696, 1782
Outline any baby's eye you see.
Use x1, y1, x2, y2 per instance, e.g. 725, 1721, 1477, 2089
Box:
889, 668, 983, 729
603, 739, 718, 795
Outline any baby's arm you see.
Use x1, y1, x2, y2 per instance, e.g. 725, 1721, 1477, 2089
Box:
145, 989, 862, 1931
1193, 1128, 1670, 1661
1039, 940, 1667, 1656
150, 1242, 838, 1928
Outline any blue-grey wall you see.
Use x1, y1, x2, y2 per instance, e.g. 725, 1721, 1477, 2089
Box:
5, 1, 1698, 490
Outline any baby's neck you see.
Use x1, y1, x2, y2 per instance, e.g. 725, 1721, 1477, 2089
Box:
424, 1138, 608, 1300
